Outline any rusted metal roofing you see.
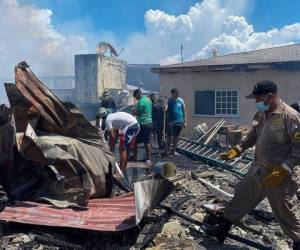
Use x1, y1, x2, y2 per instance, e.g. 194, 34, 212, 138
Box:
152, 43, 300, 73
15, 62, 76, 133
0, 193, 136, 232
3, 63, 116, 208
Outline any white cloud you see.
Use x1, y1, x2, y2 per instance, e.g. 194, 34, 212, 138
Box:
117, 0, 300, 65
0, 0, 88, 78
193, 16, 300, 59
145, 9, 193, 41
160, 55, 182, 66
2, 0, 300, 81
122, 0, 251, 64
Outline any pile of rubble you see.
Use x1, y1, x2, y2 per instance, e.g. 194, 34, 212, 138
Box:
0, 62, 118, 208
0, 149, 293, 249
141, 152, 293, 250
0, 62, 174, 249
0, 63, 295, 249
177, 120, 254, 177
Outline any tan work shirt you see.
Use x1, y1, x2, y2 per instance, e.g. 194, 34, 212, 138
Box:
240, 99, 300, 170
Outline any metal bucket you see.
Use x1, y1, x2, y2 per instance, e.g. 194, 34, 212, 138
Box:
153, 162, 177, 178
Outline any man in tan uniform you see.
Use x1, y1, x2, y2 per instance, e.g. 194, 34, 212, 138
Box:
211, 80, 300, 249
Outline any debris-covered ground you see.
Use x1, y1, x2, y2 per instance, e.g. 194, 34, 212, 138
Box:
0, 147, 294, 250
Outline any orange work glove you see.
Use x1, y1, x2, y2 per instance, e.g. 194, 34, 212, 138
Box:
262, 164, 290, 187
219, 146, 241, 161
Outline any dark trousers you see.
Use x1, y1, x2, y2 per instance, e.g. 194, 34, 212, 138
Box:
153, 122, 164, 148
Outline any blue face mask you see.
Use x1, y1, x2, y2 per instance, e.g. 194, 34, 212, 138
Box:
255, 101, 269, 112
255, 94, 271, 112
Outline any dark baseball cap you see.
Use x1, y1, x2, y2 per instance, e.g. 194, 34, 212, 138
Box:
246, 80, 277, 99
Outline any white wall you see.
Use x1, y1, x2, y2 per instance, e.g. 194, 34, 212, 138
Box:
97, 55, 127, 98
160, 68, 300, 132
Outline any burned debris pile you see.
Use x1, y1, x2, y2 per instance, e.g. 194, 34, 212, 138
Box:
0, 63, 189, 248
0, 62, 116, 208
177, 120, 254, 176
0, 62, 175, 240
0, 62, 295, 250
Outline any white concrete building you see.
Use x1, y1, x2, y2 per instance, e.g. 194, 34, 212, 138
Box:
75, 54, 126, 103
152, 44, 300, 131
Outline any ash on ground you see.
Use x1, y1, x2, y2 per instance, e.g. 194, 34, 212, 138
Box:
0, 148, 294, 250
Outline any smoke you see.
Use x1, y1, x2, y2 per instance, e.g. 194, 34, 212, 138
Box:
1, 0, 300, 103
2, 0, 300, 75
0, 0, 89, 103
0, 0, 88, 78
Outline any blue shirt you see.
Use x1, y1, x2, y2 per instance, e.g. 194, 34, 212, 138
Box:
167, 97, 185, 123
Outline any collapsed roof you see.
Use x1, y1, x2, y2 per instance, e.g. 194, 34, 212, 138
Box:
0, 62, 174, 232
1, 61, 116, 207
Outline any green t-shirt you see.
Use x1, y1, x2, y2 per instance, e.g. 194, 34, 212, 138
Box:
136, 96, 152, 124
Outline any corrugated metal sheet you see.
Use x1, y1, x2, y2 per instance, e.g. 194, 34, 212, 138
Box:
4, 64, 116, 208
15, 62, 76, 133
0, 193, 136, 232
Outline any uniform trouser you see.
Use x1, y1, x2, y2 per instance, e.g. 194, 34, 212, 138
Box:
224, 164, 300, 241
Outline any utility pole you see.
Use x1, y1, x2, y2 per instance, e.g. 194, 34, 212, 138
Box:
180, 44, 183, 63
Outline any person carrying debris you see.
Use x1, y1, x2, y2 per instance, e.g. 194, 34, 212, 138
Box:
101, 90, 116, 112
150, 93, 165, 149
104, 111, 140, 172
132, 89, 153, 163
212, 81, 300, 249
96, 90, 116, 131
165, 88, 186, 155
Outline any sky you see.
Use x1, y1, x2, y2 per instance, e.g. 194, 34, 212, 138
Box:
1, 0, 300, 81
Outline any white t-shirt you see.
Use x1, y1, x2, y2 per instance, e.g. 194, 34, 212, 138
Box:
105, 112, 138, 132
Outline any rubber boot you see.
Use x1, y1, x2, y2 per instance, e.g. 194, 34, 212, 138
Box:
215, 219, 232, 244
203, 214, 233, 244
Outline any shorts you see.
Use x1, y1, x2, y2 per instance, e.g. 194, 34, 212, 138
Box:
136, 123, 153, 144
167, 122, 183, 137
120, 123, 140, 151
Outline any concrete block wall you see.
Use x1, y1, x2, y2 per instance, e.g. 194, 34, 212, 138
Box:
75, 54, 126, 103
160, 68, 300, 133
75, 54, 98, 103
97, 55, 126, 98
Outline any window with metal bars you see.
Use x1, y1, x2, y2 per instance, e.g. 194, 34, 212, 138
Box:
194, 90, 239, 116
